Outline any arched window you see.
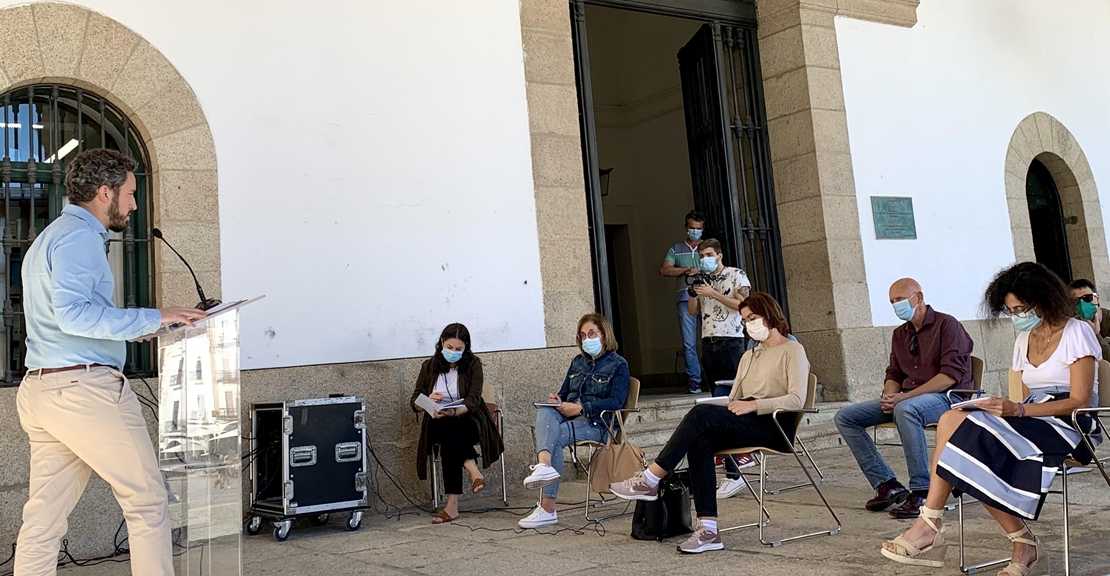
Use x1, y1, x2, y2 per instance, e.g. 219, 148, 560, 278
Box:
1026, 158, 1072, 282
1, 84, 154, 384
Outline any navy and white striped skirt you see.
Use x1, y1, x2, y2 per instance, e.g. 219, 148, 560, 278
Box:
935, 387, 1103, 520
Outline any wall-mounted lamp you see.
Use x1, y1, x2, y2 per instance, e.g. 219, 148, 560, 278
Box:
599, 167, 614, 197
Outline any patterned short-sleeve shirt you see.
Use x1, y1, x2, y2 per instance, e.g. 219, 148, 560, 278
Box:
698, 266, 751, 338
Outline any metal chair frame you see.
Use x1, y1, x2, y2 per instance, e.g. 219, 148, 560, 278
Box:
567, 377, 642, 522
955, 361, 1110, 575
716, 374, 842, 546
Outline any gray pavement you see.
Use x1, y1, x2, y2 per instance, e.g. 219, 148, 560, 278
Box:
45, 443, 1110, 575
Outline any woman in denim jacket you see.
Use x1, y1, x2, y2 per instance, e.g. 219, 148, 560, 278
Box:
517, 313, 630, 529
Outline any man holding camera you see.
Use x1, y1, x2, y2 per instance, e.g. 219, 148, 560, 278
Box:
688, 238, 753, 497
660, 210, 707, 394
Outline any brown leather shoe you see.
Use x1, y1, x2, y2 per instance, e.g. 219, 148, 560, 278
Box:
889, 494, 926, 519
866, 480, 909, 512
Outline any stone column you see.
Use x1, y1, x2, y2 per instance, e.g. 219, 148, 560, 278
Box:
519, 0, 595, 347
755, 0, 918, 401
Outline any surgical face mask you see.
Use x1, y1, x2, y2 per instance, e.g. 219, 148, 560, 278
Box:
441, 348, 464, 363
745, 318, 770, 342
1077, 299, 1099, 320
1010, 310, 1042, 332
687, 228, 703, 240
892, 297, 917, 322
581, 338, 603, 356
699, 256, 718, 272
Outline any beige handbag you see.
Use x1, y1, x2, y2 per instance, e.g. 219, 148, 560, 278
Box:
589, 424, 646, 494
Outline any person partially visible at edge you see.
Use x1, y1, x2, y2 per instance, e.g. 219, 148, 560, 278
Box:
834, 278, 974, 520
409, 323, 504, 524
1069, 278, 1110, 360
882, 262, 1103, 575
608, 293, 809, 554
688, 238, 755, 497
518, 313, 630, 529
14, 148, 206, 576
660, 210, 706, 394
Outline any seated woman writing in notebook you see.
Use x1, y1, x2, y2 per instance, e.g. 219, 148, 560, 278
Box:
409, 323, 503, 524
517, 313, 630, 529
608, 292, 809, 554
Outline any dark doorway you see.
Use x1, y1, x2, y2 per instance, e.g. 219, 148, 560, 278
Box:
571, 1, 783, 393
1026, 158, 1072, 282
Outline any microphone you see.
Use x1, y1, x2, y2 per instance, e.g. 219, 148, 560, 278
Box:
151, 228, 221, 311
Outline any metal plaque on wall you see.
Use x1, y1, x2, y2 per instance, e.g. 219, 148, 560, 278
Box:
871, 196, 917, 240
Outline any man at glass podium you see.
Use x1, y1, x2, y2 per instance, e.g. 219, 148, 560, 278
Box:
14, 148, 207, 576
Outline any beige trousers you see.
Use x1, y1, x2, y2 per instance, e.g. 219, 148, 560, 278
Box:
15, 366, 173, 576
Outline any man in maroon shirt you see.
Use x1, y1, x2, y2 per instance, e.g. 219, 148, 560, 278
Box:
834, 278, 974, 518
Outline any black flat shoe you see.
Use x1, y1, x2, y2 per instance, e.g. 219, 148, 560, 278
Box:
890, 494, 927, 519
866, 481, 909, 512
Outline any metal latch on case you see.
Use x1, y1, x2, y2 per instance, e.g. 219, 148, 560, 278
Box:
335, 442, 361, 462
353, 409, 366, 430
289, 445, 317, 467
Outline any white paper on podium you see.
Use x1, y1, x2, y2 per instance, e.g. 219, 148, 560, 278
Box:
148, 295, 266, 340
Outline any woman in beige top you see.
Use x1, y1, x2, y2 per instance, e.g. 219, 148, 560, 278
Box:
609, 292, 810, 554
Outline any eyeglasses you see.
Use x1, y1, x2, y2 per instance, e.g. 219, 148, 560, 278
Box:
1002, 308, 1037, 318
577, 330, 602, 341
1078, 293, 1098, 303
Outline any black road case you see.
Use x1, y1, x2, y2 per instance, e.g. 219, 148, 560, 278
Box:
246, 396, 368, 541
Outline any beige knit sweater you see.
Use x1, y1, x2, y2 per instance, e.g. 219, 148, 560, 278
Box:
727, 340, 810, 415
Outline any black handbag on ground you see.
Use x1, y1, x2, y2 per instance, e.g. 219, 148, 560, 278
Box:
630, 470, 694, 541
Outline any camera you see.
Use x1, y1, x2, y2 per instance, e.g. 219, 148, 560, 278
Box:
685, 272, 711, 297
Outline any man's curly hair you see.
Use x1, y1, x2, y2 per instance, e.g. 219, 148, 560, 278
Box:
64, 149, 136, 204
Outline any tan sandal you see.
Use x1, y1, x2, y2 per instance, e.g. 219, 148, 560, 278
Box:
881, 505, 948, 567
471, 477, 486, 495
997, 525, 1040, 576
431, 508, 457, 524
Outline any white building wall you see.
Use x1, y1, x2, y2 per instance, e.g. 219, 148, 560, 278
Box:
0, 0, 548, 369
836, 0, 1110, 324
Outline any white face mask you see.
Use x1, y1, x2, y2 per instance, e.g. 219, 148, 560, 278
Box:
745, 318, 770, 342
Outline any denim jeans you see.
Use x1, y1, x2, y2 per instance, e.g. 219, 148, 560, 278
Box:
834, 393, 952, 492
534, 407, 605, 499
677, 302, 701, 383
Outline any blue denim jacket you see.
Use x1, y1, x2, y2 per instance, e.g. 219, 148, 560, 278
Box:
557, 350, 630, 427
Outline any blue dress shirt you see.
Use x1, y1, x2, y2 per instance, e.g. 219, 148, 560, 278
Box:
22, 204, 161, 371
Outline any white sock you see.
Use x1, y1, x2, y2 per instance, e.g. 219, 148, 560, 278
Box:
643, 468, 662, 488
699, 519, 718, 534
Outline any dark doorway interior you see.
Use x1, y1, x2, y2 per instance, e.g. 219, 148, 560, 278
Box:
1026, 158, 1072, 282
572, 4, 783, 393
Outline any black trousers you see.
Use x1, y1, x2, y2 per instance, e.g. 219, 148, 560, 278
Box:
702, 336, 745, 478
427, 416, 479, 495
701, 337, 744, 388
655, 404, 796, 518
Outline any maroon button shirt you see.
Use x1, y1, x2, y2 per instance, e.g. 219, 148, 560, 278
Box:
886, 306, 974, 392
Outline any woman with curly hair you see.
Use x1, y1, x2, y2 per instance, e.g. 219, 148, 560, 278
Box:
881, 262, 1103, 575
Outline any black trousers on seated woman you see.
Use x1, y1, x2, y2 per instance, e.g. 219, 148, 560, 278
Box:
655, 404, 797, 518
426, 415, 480, 495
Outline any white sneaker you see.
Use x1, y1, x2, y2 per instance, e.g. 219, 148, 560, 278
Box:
517, 503, 558, 529
716, 476, 747, 499
523, 463, 561, 490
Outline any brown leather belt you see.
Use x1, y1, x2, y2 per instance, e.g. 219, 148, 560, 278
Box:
29, 363, 109, 376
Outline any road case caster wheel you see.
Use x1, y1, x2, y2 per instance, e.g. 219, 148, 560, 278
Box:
345, 511, 362, 532
246, 516, 263, 535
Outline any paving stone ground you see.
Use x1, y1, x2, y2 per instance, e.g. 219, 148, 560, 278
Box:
39, 444, 1110, 575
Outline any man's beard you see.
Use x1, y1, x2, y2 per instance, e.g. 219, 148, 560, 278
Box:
107, 195, 130, 233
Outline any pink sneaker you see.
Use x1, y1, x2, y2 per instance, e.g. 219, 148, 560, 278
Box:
609, 471, 659, 501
